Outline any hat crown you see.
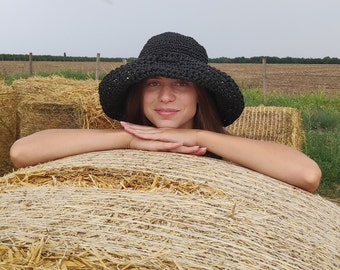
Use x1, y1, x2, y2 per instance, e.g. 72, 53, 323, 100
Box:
138, 32, 208, 63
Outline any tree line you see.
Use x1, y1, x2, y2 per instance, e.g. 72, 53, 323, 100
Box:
1, 54, 339, 64
210, 56, 340, 64
0, 54, 125, 62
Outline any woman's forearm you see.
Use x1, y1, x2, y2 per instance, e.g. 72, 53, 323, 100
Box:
197, 130, 321, 192
114, 123, 322, 192
10, 129, 131, 168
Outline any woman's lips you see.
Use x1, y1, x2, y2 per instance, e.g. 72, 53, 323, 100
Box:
155, 108, 179, 116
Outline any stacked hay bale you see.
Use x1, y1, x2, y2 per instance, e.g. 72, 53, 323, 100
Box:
0, 150, 339, 269
1, 76, 121, 175
0, 81, 17, 176
226, 106, 305, 150
12, 76, 119, 137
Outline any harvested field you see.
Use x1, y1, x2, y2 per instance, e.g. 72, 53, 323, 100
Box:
1, 61, 340, 94
214, 63, 340, 94
0, 60, 121, 76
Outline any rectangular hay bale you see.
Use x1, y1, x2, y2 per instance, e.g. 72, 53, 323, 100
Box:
226, 106, 305, 150
18, 101, 84, 138
13, 76, 119, 130
0, 84, 17, 175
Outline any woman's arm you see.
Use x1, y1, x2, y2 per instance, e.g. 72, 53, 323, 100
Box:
198, 131, 321, 192
10, 128, 204, 168
120, 122, 321, 192
10, 129, 131, 168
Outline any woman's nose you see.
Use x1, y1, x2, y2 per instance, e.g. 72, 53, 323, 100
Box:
159, 86, 175, 102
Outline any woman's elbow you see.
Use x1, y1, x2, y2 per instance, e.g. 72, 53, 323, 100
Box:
10, 141, 31, 168
301, 164, 322, 193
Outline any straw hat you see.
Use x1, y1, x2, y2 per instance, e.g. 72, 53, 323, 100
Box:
99, 32, 244, 126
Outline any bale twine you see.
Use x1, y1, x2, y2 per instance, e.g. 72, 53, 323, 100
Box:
0, 83, 17, 176
12, 76, 119, 135
17, 101, 84, 138
226, 106, 305, 150
0, 150, 339, 269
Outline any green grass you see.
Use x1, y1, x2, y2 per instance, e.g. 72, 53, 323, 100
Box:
1, 70, 29, 85
1, 70, 108, 85
242, 89, 340, 199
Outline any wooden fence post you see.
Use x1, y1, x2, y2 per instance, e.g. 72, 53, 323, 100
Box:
262, 57, 267, 104
29, 52, 33, 77
95, 53, 100, 80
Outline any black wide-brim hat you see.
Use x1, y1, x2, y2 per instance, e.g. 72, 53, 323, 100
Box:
99, 32, 244, 126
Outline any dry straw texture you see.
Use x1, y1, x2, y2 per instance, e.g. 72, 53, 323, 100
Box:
17, 101, 84, 138
0, 82, 17, 176
226, 106, 305, 150
1, 150, 339, 269
12, 76, 119, 132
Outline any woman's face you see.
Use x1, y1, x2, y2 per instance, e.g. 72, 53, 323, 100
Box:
142, 77, 198, 129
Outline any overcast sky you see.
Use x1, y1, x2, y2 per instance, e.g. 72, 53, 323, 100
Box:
1, 0, 339, 58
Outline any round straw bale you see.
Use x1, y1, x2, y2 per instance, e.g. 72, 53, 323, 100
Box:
0, 150, 339, 269
226, 106, 305, 150
0, 84, 17, 176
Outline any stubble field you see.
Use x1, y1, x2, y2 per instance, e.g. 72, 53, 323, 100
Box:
1, 61, 340, 94
214, 63, 340, 94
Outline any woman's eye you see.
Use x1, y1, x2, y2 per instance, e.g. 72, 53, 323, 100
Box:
177, 81, 188, 87
148, 81, 159, 87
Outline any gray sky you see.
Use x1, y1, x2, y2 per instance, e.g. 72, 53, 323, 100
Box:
1, 0, 339, 58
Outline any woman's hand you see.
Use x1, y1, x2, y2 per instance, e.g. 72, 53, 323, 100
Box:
121, 121, 207, 156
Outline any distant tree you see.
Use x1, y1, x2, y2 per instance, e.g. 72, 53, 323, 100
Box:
1, 54, 339, 64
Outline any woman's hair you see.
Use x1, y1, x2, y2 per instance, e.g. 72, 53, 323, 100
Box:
123, 81, 152, 126
123, 79, 226, 134
194, 85, 226, 134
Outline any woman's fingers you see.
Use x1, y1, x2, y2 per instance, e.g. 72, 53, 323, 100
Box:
120, 121, 153, 132
121, 122, 203, 155
172, 146, 207, 156
121, 121, 162, 138
129, 135, 206, 156
121, 121, 196, 146
129, 137, 182, 151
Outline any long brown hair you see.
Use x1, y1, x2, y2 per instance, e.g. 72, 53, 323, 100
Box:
123, 79, 226, 134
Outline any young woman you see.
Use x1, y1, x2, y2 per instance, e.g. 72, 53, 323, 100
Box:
10, 32, 321, 192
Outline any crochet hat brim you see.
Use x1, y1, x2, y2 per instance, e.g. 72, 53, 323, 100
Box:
99, 55, 244, 126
